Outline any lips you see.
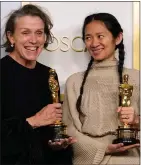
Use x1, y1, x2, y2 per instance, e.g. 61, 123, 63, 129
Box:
24, 46, 38, 51
91, 48, 103, 55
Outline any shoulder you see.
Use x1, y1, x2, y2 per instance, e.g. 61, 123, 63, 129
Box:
36, 62, 59, 80
124, 67, 139, 85
36, 62, 51, 72
1, 55, 10, 65
36, 62, 56, 75
66, 71, 84, 88
1, 55, 13, 72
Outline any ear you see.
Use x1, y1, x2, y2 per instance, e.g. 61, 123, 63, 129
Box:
7, 31, 15, 45
115, 32, 123, 45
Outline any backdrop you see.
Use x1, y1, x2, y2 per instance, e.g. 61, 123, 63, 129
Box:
1, 2, 139, 99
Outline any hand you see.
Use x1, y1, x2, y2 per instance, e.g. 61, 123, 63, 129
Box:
106, 143, 140, 154
48, 137, 77, 150
26, 103, 62, 128
117, 106, 139, 125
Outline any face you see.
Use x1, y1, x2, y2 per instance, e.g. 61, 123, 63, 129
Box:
84, 20, 122, 61
8, 15, 46, 63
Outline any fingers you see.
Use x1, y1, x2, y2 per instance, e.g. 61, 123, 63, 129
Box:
48, 137, 77, 150
48, 104, 62, 115
118, 143, 140, 152
117, 106, 122, 112
46, 103, 62, 112
107, 143, 139, 154
106, 143, 124, 154
48, 139, 68, 150
111, 143, 124, 152
55, 108, 62, 121
52, 103, 62, 109
34, 103, 63, 126
120, 107, 134, 115
114, 143, 139, 153
55, 109, 62, 114
123, 143, 140, 150
117, 107, 134, 115
48, 140, 62, 146
46, 103, 62, 118
68, 136, 77, 144
115, 143, 124, 149
61, 137, 77, 147
117, 106, 136, 124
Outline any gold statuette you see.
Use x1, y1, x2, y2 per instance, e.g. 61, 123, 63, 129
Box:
119, 74, 133, 108
49, 69, 69, 141
113, 74, 139, 145
49, 69, 59, 103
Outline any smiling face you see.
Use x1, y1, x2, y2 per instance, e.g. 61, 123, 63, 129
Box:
84, 20, 121, 61
7, 15, 46, 66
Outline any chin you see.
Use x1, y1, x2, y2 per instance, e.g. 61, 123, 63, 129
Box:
93, 56, 105, 62
26, 55, 39, 61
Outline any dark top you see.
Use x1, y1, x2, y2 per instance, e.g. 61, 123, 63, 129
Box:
1, 55, 73, 165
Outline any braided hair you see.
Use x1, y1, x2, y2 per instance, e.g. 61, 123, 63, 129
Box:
76, 13, 125, 113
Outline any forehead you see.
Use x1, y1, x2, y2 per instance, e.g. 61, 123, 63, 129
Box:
85, 20, 110, 34
15, 15, 44, 30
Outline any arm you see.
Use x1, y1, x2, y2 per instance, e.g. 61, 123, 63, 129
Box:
1, 115, 43, 164
1, 72, 41, 159
62, 78, 108, 165
2, 98, 62, 162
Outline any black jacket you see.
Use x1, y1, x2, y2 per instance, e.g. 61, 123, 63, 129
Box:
1, 55, 73, 165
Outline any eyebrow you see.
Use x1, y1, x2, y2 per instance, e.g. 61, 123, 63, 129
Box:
19, 28, 44, 31
85, 32, 105, 36
96, 32, 105, 35
85, 34, 91, 36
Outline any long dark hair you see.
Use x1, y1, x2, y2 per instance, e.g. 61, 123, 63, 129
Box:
76, 13, 125, 113
1, 4, 53, 52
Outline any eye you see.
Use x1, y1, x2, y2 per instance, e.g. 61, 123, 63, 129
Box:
85, 36, 91, 41
36, 31, 44, 35
98, 35, 104, 39
22, 31, 30, 35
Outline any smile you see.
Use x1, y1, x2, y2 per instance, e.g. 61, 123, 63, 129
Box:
92, 48, 103, 54
24, 46, 38, 51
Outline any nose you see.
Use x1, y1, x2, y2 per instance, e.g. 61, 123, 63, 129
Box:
90, 38, 99, 48
29, 34, 37, 44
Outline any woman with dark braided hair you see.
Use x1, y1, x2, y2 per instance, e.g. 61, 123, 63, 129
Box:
62, 13, 140, 165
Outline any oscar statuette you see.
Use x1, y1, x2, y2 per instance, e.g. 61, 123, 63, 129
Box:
113, 74, 140, 146
49, 69, 69, 142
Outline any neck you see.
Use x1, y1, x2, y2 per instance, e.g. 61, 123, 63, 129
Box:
9, 52, 36, 69
95, 55, 116, 63
92, 56, 118, 69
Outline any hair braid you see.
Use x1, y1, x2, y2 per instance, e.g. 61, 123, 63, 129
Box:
117, 41, 125, 106
76, 57, 94, 113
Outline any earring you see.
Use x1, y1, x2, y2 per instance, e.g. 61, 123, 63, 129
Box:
11, 44, 14, 47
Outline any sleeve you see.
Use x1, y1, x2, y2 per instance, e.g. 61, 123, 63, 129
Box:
1, 93, 43, 163
1, 68, 44, 164
62, 78, 109, 165
1, 116, 44, 163
2, 116, 34, 155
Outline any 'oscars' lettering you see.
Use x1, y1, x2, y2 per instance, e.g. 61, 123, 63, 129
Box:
46, 36, 86, 52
